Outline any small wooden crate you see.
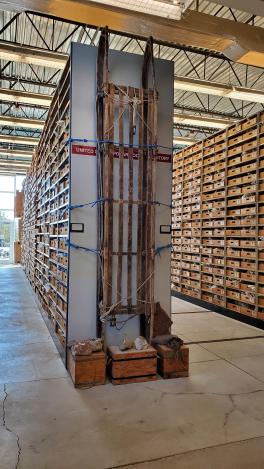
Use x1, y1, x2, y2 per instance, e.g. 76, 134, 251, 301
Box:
68, 349, 106, 388
156, 345, 189, 379
108, 346, 157, 385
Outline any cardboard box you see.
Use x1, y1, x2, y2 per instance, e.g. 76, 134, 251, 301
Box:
227, 302, 240, 313
242, 117, 257, 130
228, 124, 241, 136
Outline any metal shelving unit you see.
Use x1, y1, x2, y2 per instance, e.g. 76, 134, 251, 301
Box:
22, 60, 70, 354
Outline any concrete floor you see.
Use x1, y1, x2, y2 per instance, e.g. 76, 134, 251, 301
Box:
2, 267, 264, 468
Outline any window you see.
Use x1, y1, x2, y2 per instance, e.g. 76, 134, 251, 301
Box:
0, 175, 14, 192
0, 193, 14, 210
0, 174, 15, 263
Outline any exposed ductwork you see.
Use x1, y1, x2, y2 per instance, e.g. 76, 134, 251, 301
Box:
2, 1, 264, 67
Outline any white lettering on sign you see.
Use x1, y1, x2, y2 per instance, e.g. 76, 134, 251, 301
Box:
113, 146, 171, 163
71, 143, 171, 162
72, 144, 96, 156
157, 153, 171, 163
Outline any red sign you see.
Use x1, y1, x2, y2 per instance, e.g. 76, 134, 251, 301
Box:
72, 144, 96, 156
113, 146, 171, 163
157, 153, 172, 163
71, 143, 171, 163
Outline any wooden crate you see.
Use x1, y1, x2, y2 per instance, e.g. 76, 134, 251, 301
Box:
68, 349, 106, 388
155, 345, 189, 379
108, 346, 157, 385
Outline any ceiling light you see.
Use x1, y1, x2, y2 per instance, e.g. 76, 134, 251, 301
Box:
0, 149, 32, 158
174, 112, 236, 129
0, 115, 44, 129
0, 135, 39, 146
175, 76, 264, 104
0, 160, 30, 167
0, 88, 52, 107
0, 42, 67, 69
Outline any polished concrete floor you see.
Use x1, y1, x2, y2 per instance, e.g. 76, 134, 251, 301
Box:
2, 266, 264, 468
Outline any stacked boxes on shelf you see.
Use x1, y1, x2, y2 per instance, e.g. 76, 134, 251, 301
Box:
172, 111, 264, 320
23, 60, 70, 350
22, 162, 37, 281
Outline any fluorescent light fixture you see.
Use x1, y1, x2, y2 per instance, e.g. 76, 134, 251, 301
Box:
0, 135, 39, 146
0, 115, 44, 129
0, 42, 67, 69
173, 136, 198, 146
0, 169, 27, 174
174, 112, 236, 129
0, 88, 52, 107
0, 149, 32, 158
175, 76, 264, 104
0, 160, 30, 167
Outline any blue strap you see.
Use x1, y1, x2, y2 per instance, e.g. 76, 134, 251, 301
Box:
67, 240, 100, 255
69, 198, 107, 210
68, 137, 174, 151
62, 198, 171, 212
155, 243, 172, 257
68, 240, 171, 257
151, 200, 172, 209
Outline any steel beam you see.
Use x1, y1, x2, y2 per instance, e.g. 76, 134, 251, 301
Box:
174, 104, 240, 119
0, 75, 57, 89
